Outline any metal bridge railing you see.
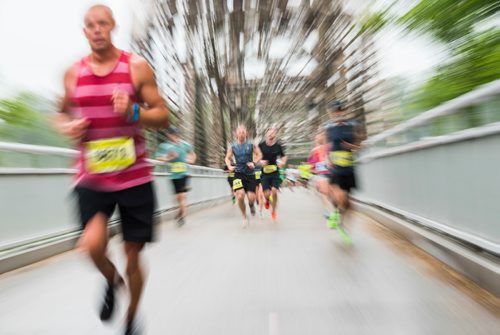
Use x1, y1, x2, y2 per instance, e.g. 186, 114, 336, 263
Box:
362, 79, 500, 161
356, 80, 500, 256
0, 141, 229, 256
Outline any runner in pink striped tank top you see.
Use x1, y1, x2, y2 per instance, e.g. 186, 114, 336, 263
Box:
72, 50, 152, 191
55, 5, 168, 334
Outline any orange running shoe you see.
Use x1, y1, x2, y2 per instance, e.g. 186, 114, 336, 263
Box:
265, 201, 270, 210
271, 210, 277, 221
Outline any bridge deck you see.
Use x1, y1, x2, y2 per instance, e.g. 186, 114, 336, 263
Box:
0, 189, 499, 334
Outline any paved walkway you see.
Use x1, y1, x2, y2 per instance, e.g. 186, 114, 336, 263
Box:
1, 188, 499, 334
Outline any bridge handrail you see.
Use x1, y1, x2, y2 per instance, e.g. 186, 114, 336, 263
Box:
0, 141, 224, 175
363, 79, 500, 148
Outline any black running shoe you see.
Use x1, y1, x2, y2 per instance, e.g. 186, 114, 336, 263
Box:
250, 205, 256, 216
100, 281, 116, 321
124, 318, 142, 335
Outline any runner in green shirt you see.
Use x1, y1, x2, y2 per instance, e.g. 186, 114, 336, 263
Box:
156, 126, 196, 226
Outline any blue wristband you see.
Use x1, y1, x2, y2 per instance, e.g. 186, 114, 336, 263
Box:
129, 103, 140, 123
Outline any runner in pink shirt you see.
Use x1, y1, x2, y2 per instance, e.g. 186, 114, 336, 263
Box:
55, 5, 168, 334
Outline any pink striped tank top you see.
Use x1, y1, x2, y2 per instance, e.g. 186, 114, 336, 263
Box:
71, 50, 152, 191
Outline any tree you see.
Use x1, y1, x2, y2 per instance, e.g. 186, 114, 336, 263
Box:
0, 92, 68, 146
399, 0, 500, 44
366, 0, 500, 114
409, 28, 500, 112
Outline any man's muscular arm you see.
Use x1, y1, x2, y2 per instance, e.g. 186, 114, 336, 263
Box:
129, 55, 169, 128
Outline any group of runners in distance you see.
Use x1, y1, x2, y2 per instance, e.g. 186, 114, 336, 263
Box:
53, 4, 361, 335
224, 125, 287, 227
222, 100, 360, 238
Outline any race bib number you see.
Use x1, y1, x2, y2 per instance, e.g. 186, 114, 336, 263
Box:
263, 165, 277, 174
233, 178, 243, 190
170, 162, 188, 173
255, 171, 262, 180
315, 161, 328, 171
330, 151, 353, 167
85, 137, 135, 174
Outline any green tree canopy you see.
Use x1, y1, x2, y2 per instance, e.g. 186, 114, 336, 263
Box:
399, 0, 500, 43
409, 28, 500, 111
364, 0, 500, 114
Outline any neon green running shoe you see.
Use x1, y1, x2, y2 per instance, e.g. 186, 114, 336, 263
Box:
327, 211, 339, 229
338, 226, 352, 245
269, 195, 273, 203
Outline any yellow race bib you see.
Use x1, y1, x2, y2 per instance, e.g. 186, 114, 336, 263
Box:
255, 171, 262, 180
233, 178, 243, 190
85, 137, 136, 174
330, 151, 353, 167
170, 162, 188, 173
263, 165, 277, 174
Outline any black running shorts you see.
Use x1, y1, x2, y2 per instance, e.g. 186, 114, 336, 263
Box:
172, 176, 190, 194
232, 173, 257, 193
75, 182, 156, 243
329, 172, 356, 193
227, 176, 234, 188
261, 171, 281, 191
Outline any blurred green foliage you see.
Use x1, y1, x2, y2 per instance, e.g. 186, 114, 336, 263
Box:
364, 0, 500, 120
408, 28, 500, 112
399, 0, 500, 44
0, 92, 68, 146
359, 10, 390, 35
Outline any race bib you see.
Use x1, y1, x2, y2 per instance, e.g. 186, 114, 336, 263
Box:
255, 171, 262, 180
315, 161, 328, 171
263, 165, 277, 174
170, 162, 187, 173
330, 151, 353, 167
85, 137, 135, 174
233, 178, 243, 190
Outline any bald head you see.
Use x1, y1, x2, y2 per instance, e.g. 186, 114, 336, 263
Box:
85, 5, 115, 25
236, 124, 246, 132
83, 4, 116, 52
235, 125, 247, 142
